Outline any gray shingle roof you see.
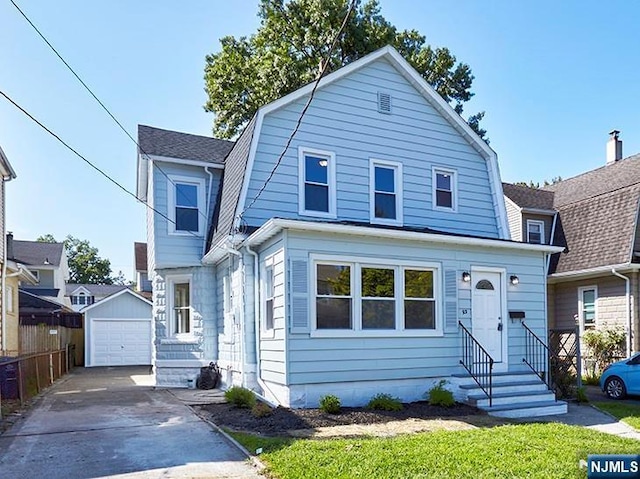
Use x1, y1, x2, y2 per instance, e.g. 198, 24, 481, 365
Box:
207, 115, 258, 250
12, 240, 64, 267
542, 154, 640, 274
65, 284, 129, 297
138, 125, 235, 164
502, 183, 555, 210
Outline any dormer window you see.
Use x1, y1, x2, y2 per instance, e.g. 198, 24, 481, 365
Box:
370, 159, 403, 225
72, 292, 94, 306
167, 176, 205, 235
526, 220, 545, 244
433, 167, 457, 211
298, 147, 336, 218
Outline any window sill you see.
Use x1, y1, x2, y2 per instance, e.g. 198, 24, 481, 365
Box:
309, 329, 444, 338
299, 210, 336, 220
168, 230, 204, 237
160, 337, 199, 345
433, 206, 457, 213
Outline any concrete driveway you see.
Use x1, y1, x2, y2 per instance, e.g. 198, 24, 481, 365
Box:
0, 367, 262, 478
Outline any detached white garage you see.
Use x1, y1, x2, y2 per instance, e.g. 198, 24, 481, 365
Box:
83, 289, 153, 367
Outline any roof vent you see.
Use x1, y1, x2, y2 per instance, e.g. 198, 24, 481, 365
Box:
606, 130, 622, 165
377, 92, 391, 114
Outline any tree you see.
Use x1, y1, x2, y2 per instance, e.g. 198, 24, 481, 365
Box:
514, 176, 563, 189
204, 0, 487, 140
37, 234, 114, 284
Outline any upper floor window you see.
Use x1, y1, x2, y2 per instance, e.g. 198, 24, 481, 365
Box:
298, 147, 336, 218
168, 176, 205, 236
433, 167, 457, 211
526, 220, 545, 244
71, 292, 94, 306
370, 159, 403, 225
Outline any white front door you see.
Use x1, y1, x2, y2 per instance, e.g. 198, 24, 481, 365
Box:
472, 271, 503, 364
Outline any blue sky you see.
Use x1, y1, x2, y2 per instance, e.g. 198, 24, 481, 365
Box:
1, 1, 639, 280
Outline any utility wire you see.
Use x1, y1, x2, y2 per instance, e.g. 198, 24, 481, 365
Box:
236, 0, 357, 228
0, 89, 200, 239
10, 0, 212, 225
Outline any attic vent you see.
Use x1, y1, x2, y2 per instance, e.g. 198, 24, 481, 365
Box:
377, 92, 391, 114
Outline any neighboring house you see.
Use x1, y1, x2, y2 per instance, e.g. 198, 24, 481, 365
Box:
65, 283, 128, 312
137, 46, 564, 417
11, 236, 70, 306
0, 145, 20, 355
4, 256, 38, 356
134, 242, 152, 299
82, 288, 152, 367
504, 131, 640, 357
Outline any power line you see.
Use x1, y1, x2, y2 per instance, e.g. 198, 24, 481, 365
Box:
236, 0, 357, 228
10, 0, 212, 225
0, 89, 200, 239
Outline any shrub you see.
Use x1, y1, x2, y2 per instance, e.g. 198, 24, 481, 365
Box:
576, 386, 589, 403
367, 393, 403, 411
583, 329, 626, 376
225, 386, 256, 408
428, 380, 455, 407
319, 394, 341, 414
582, 373, 601, 386
252, 401, 273, 417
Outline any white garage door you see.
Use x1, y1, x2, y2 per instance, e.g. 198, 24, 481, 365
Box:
91, 319, 151, 366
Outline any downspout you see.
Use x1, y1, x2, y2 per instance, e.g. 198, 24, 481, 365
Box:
1, 179, 7, 353
611, 268, 632, 357
245, 243, 278, 407
223, 245, 245, 387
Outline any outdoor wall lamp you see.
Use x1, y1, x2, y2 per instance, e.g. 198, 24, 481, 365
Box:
461, 271, 471, 282
509, 275, 519, 285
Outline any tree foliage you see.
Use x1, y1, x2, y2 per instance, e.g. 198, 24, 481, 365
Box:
37, 234, 114, 284
514, 176, 563, 189
204, 0, 486, 140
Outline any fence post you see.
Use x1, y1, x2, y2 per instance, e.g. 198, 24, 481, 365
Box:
35, 355, 41, 394
49, 353, 54, 385
576, 326, 582, 388
17, 359, 24, 406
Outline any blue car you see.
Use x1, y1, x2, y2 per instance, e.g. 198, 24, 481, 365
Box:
600, 353, 640, 399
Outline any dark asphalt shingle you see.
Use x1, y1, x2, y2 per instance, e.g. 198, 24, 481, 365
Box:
12, 240, 64, 267
502, 183, 555, 210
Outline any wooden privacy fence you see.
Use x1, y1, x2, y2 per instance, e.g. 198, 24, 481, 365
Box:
19, 324, 84, 366
0, 348, 70, 407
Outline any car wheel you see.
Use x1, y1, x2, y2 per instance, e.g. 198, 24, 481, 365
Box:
605, 376, 627, 399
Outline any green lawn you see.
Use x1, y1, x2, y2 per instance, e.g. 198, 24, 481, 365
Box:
230, 423, 639, 479
594, 402, 640, 430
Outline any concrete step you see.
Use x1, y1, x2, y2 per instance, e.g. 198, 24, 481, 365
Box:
459, 379, 549, 395
467, 390, 556, 407
483, 400, 568, 418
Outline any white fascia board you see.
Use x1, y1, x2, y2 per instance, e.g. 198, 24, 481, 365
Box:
246, 218, 565, 254
521, 207, 556, 215
68, 285, 92, 296
0, 145, 17, 180
201, 234, 248, 265
147, 154, 224, 169
548, 263, 640, 283
136, 152, 148, 201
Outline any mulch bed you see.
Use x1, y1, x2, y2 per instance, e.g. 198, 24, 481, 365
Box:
196, 401, 481, 436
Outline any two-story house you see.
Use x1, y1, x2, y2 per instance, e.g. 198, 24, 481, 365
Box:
504, 131, 640, 358
12, 237, 70, 306
138, 46, 564, 417
134, 242, 152, 300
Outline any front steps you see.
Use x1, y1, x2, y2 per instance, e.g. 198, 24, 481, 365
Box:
452, 370, 568, 418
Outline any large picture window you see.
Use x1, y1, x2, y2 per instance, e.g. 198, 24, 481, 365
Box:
316, 263, 352, 329
298, 147, 336, 218
313, 258, 439, 334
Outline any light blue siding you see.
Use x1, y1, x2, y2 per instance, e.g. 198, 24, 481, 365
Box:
242, 58, 499, 237
86, 292, 151, 319
152, 162, 222, 268
284, 230, 547, 385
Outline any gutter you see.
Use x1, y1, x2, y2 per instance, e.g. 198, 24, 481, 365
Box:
548, 263, 640, 282
203, 166, 214, 257
612, 268, 632, 357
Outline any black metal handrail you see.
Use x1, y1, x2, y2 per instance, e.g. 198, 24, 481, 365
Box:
459, 321, 494, 407
522, 322, 556, 399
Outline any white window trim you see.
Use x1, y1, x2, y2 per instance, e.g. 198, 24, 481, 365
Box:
578, 285, 598, 334
166, 274, 194, 340
298, 146, 337, 219
167, 175, 206, 236
310, 254, 442, 338
369, 158, 403, 226
526, 219, 545, 244
261, 255, 276, 338
432, 166, 458, 212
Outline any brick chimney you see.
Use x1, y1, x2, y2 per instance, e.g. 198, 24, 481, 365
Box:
6, 231, 13, 260
606, 130, 622, 165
